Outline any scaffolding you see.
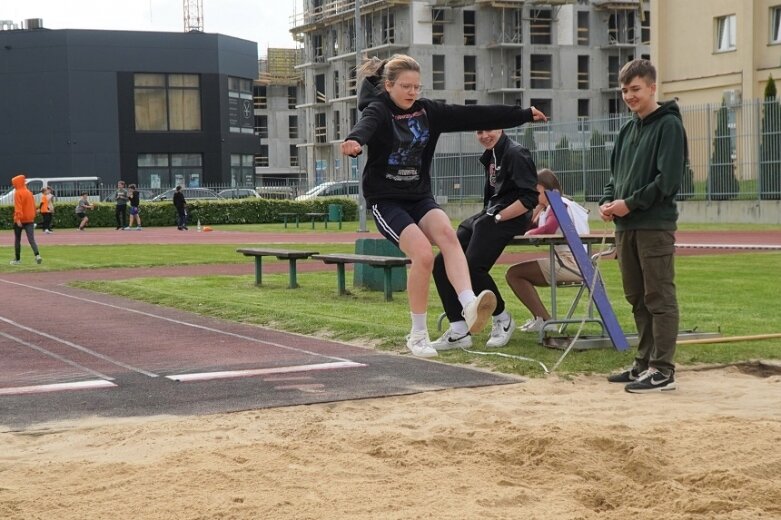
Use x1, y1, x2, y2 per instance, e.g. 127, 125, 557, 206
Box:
258, 48, 303, 86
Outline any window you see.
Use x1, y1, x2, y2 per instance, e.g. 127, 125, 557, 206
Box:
333, 110, 341, 141
315, 113, 327, 144
134, 73, 201, 131
290, 145, 299, 167
312, 34, 324, 62
530, 55, 552, 89
530, 10, 552, 44
464, 99, 478, 105
577, 11, 589, 45
254, 115, 268, 138
348, 67, 357, 96
289, 115, 298, 139
577, 56, 589, 90
255, 146, 269, 167
578, 99, 590, 119
608, 56, 620, 89
433, 55, 446, 90
463, 11, 475, 46
609, 11, 636, 45
230, 154, 255, 186
432, 8, 445, 45
137, 153, 202, 187
350, 108, 357, 129
254, 85, 267, 109
228, 76, 253, 134
464, 56, 477, 91
333, 70, 340, 99
772, 6, 781, 43
364, 14, 374, 48
315, 74, 326, 103
530, 99, 551, 121
641, 10, 651, 44
715, 14, 737, 51
513, 54, 522, 88
287, 86, 297, 109
382, 12, 395, 44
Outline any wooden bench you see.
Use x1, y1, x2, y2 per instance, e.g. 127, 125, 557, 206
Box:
236, 248, 319, 288
312, 253, 411, 301
278, 212, 300, 229
304, 212, 328, 229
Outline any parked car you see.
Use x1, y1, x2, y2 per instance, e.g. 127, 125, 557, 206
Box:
150, 188, 224, 202
295, 180, 359, 201
218, 188, 261, 199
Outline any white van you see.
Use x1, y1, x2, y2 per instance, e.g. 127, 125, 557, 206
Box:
0, 177, 102, 205
295, 180, 360, 201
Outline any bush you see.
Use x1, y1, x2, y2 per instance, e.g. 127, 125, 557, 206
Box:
0, 198, 359, 229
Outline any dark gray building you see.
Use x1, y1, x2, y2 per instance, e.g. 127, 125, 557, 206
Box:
0, 27, 259, 188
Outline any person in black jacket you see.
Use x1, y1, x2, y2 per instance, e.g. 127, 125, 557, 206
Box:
173, 186, 188, 230
341, 54, 546, 357
431, 130, 538, 351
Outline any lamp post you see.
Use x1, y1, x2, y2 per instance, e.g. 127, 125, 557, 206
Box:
355, 0, 368, 232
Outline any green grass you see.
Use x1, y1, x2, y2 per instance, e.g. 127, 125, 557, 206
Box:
60, 245, 781, 377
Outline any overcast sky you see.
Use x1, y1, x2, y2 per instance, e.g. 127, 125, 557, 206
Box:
3, 0, 302, 55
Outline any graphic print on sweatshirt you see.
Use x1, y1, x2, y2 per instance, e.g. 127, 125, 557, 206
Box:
386, 108, 430, 182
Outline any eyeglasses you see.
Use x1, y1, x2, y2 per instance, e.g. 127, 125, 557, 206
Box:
395, 83, 423, 93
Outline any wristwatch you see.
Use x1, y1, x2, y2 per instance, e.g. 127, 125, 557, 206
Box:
494, 213, 502, 223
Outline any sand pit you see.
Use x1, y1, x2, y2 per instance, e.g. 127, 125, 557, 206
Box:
2, 364, 780, 519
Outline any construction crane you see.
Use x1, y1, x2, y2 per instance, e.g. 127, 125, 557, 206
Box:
183, 0, 204, 32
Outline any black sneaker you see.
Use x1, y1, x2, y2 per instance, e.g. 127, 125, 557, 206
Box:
625, 369, 677, 393
607, 366, 642, 383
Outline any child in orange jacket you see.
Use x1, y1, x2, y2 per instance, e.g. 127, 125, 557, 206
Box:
10, 174, 42, 265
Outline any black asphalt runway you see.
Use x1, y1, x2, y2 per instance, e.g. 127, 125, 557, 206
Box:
0, 269, 519, 431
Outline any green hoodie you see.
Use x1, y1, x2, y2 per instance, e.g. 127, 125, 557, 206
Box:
600, 100, 687, 231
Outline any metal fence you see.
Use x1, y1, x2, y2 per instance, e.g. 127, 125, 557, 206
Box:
431, 98, 781, 203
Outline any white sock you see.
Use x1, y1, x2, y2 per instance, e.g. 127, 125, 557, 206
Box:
457, 290, 476, 309
410, 312, 427, 332
494, 311, 511, 323
450, 320, 469, 336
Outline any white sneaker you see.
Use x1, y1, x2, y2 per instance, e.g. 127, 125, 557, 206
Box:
35, 255, 42, 265
521, 317, 547, 333
9, 259, 20, 265
430, 328, 472, 351
405, 330, 438, 358
519, 317, 536, 330
486, 316, 516, 348
462, 290, 497, 334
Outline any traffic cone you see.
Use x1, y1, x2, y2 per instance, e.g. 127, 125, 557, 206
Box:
197, 219, 202, 232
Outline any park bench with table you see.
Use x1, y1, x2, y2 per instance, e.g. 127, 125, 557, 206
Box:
236, 248, 319, 288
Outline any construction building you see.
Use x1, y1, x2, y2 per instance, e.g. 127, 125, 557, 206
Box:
253, 48, 308, 187
289, 0, 650, 186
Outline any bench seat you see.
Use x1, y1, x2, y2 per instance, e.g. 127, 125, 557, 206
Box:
236, 248, 319, 288
312, 253, 411, 301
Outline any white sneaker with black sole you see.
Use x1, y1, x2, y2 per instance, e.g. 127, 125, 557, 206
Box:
462, 290, 497, 334
430, 328, 472, 351
486, 316, 516, 348
405, 330, 438, 358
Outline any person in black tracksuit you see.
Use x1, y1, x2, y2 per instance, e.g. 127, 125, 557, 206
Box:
341, 54, 546, 357
431, 130, 538, 351
173, 186, 188, 230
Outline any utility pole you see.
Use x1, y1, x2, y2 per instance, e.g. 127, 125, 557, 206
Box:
355, 1, 368, 232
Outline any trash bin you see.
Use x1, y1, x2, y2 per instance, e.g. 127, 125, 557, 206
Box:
354, 238, 407, 293
327, 203, 343, 229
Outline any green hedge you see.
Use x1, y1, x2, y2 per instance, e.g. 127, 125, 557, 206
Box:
0, 198, 359, 229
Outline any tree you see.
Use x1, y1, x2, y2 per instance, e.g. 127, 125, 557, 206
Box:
760, 74, 781, 200
585, 130, 611, 201
708, 99, 739, 200
519, 125, 537, 153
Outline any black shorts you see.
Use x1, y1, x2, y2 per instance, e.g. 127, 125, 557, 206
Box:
369, 197, 440, 246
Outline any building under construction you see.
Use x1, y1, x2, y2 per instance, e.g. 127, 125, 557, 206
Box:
289, 0, 650, 187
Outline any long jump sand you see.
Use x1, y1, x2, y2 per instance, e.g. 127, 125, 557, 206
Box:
2, 364, 780, 519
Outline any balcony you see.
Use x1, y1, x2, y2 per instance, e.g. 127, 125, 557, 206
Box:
291, 0, 410, 33
592, 0, 641, 9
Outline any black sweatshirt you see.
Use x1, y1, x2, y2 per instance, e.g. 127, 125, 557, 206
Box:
479, 132, 538, 213
345, 76, 534, 204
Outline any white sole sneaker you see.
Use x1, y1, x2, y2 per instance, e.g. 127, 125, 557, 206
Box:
405, 332, 438, 358
430, 329, 473, 351
486, 317, 517, 348
463, 290, 497, 334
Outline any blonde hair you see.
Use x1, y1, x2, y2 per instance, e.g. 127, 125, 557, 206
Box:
357, 54, 420, 83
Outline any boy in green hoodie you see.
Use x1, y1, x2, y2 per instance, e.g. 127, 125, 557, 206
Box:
599, 59, 687, 393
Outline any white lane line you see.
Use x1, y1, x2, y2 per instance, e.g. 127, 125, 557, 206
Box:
676, 243, 781, 250
0, 316, 158, 378
0, 380, 116, 396
0, 279, 358, 364
167, 361, 366, 382
0, 331, 114, 381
